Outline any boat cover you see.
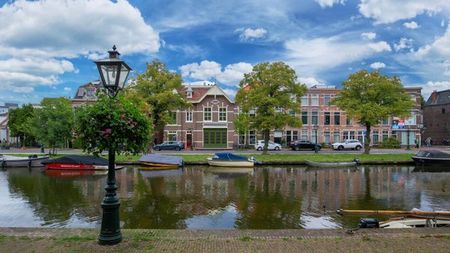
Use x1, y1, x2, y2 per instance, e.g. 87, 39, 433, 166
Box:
415, 150, 450, 158
212, 152, 248, 161
42, 155, 108, 165
139, 154, 183, 166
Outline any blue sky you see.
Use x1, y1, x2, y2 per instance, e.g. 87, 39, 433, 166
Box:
1, 0, 450, 105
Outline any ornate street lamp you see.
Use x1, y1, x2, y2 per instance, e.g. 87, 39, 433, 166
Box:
95, 45, 131, 97
313, 124, 319, 153
95, 46, 131, 245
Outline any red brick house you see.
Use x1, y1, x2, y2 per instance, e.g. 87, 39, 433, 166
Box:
423, 89, 450, 144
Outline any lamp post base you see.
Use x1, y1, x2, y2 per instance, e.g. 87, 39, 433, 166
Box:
98, 200, 122, 245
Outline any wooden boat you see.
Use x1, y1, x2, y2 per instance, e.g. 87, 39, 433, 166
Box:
43, 155, 112, 170
412, 150, 450, 166
0, 154, 49, 168
337, 209, 450, 217
207, 152, 255, 167
139, 154, 183, 170
305, 159, 359, 168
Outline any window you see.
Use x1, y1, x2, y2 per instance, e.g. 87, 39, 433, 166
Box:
204, 107, 212, 121
249, 108, 256, 117
324, 95, 331, 105
219, 107, 227, 121
382, 130, 389, 140
442, 108, 446, 114
286, 131, 292, 144
350, 131, 355, 139
324, 112, 330, 125
382, 118, 389, 125
334, 112, 340, 125
288, 110, 295, 116
333, 131, 340, 143
357, 131, 364, 143
311, 95, 319, 106
312, 111, 318, 125
342, 131, 349, 140
301, 96, 308, 106
301, 130, 308, 140
324, 131, 330, 144
373, 130, 379, 144
167, 131, 177, 141
169, 111, 177, 124
346, 117, 352, 126
293, 131, 298, 141
302, 111, 308, 125
186, 111, 193, 122
249, 130, 256, 145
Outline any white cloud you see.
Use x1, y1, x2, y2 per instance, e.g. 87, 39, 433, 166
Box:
0, 0, 159, 96
298, 77, 325, 87
370, 62, 386, 69
284, 36, 392, 75
237, 28, 268, 41
180, 61, 252, 86
361, 32, 376, 40
403, 21, 419, 29
358, 0, 450, 24
315, 0, 346, 8
394, 38, 413, 52
64, 87, 72, 92
222, 88, 237, 98
420, 81, 450, 100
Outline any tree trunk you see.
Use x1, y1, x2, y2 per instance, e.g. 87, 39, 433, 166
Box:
262, 129, 270, 155
364, 124, 371, 154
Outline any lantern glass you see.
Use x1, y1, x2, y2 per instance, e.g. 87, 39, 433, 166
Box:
99, 64, 120, 88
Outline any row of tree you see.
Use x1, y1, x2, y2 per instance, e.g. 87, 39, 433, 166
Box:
7, 60, 414, 155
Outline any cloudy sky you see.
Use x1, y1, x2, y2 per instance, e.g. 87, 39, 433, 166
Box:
1, 0, 450, 105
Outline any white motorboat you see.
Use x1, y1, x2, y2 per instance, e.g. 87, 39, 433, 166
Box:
207, 152, 255, 167
380, 217, 450, 228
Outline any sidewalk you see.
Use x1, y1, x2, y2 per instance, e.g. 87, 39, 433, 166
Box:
0, 227, 449, 253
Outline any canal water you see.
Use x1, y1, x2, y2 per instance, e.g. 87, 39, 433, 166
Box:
0, 166, 449, 229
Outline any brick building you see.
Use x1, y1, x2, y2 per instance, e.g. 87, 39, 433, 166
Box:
164, 84, 423, 149
423, 89, 450, 144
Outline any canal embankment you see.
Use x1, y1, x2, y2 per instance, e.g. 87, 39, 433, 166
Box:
0, 227, 449, 253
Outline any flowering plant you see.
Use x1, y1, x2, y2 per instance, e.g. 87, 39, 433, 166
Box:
75, 94, 151, 155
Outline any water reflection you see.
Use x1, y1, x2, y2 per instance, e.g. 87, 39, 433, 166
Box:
0, 165, 449, 229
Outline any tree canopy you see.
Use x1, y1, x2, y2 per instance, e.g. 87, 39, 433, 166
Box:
7, 104, 35, 146
332, 70, 414, 154
32, 97, 74, 154
127, 60, 188, 144
235, 62, 307, 154
75, 94, 150, 156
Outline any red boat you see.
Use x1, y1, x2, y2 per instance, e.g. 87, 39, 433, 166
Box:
45, 169, 107, 177
43, 155, 109, 170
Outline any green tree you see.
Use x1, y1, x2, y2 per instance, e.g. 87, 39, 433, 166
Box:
7, 104, 35, 147
75, 94, 150, 156
332, 70, 414, 154
235, 62, 307, 154
128, 60, 188, 145
32, 97, 74, 154
234, 113, 251, 147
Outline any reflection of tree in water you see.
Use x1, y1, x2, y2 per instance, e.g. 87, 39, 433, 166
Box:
7, 169, 91, 225
235, 169, 302, 229
120, 174, 188, 229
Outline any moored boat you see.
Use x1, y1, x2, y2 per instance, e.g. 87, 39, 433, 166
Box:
412, 150, 450, 166
45, 169, 108, 177
43, 155, 112, 170
207, 152, 255, 167
139, 154, 183, 170
305, 159, 359, 168
379, 216, 450, 228
0, 154, 49, 168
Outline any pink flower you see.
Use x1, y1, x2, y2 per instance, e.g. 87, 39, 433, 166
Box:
100, 128, 112, 137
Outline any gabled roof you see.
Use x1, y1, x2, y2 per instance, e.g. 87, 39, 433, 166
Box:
426, 89, 450, 106
182, 84, 233, 103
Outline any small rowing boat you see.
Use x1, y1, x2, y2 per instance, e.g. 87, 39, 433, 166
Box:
305, 159, 359, 168
139, 154, 183, 170
337, 208, 450, 217
207, 153, 255, 167
1, 154, 49, 168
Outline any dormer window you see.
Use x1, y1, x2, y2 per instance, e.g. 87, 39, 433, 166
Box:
186, 86, 193, 98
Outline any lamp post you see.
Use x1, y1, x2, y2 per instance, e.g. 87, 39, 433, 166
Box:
313, 124, 319, 153
95, 46, 131, 245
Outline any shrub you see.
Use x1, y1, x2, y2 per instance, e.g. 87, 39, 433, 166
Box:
380, 137, 401, 148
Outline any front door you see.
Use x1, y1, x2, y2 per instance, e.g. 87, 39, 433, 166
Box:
203, 128, 227, 148
186, 132, 192, 149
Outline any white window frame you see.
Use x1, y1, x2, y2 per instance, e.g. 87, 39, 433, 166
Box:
204, 107, 212, 122
219, 107, 227, 122
186, 110, 193, 122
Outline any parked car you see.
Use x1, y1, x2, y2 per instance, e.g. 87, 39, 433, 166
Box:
442, 138, 450, 146
290, 140, 321, 151
153, 141, 184, 151
331, 139, 363, 151
255, 140, 281, 151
